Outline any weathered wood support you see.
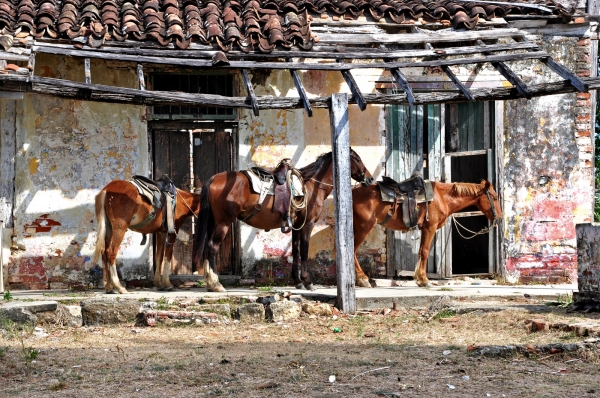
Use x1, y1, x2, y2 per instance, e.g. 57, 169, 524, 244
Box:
425, 43, 474, 101
329, 93, 356, 314
338, 59, 367, 111
288, 62, 312, 117
84, 58, 91, 84
541, 57, 589, 92
390, 68, 415, 106
137, 63, 146, 91
241, 68, 259, 116
27, 53, 35, 78
477, 39, 532, 99
0, 219, 3, 294
1, 74, 599, 108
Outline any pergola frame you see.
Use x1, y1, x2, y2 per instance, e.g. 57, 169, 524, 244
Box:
0, 25, 596, 313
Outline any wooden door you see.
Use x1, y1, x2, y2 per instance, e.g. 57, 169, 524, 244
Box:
385, 104, 446, 279
192, 129, 237, 275
153, 130, 194, 274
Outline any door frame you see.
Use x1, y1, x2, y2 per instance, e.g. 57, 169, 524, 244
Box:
148, 120, 241, 276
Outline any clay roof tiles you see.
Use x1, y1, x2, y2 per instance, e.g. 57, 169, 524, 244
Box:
0, 0, 574, 52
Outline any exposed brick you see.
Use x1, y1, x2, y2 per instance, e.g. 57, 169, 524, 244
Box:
577, 92, 591, 99
577, 38, 591, 46
576, 99, 591, 107
576, 130, 592, 138
574, 17, 586, 24
577, 70, 591, 77
576, 115, 591, 122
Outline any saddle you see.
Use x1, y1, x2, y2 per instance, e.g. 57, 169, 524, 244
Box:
129, 175, 178, 245
377, 173, 428, 229
240, 159, 298, 232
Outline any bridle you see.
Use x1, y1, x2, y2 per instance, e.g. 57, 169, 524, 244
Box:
452, 189, 500, 240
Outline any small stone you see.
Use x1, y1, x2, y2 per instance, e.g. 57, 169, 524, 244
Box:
256, 296, 276, 305
442, 350, 451, 356
237, 303, 265, 323
267, 301, 301, 322
302, 303, 333, 317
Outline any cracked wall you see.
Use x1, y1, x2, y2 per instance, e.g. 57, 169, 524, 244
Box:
8, 54, 149, 290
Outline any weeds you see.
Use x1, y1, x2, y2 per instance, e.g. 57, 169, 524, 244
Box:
0, 318, 39, 370
433, 309, 457, 320
195, 280, 206, 288
438, 287, 454, 292
3, 290, 13, 301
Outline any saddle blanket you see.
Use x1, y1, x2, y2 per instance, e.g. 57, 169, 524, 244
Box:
244, 169, 304, 197
380, 180, 434, 203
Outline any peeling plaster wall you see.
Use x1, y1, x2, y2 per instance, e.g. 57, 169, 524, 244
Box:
238, 68, 386, 283
8, 54, 148, 290
502, 36, 593, 284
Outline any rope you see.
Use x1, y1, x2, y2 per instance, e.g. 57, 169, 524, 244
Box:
310, 177, 333, 187
176, 189, 198, 219
452, 216, 491, 240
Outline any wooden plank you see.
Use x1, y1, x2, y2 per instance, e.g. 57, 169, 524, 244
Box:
338, 60, 367, 111
288, 64, 313, 117
314, 28, 526, 45
487, 149, 494, 274
454, 0, 552, 12
28, 53, 35, 78
491, 61, 532, 99
390, 68, 415, 106
453, 211, 485, 218
84, 58, 91, 84
31, 43, 549, 71
0, 219, 3, 294
0, 100, 15, 228
444, 149, 489, 157
241, 69, 259, 116
33, 41, 540, 60
330, 93, 356, 314
540, 57, 589, 92
442, 65, 475, 101
494, 100, 504, 279
137, 63, 146, 91
0, 52, 30, 62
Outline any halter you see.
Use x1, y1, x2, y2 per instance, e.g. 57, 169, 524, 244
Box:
452, 189, 499, 240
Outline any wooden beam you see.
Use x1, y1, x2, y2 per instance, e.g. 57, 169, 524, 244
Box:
137, 63, 146, 91
33, 41, 539, 61
1, 73, 600, 108
329, 93, 356, 314
338, 59, 366, 111
477, 40, 532, 99
288, 61, 312, 117
241, 68, 259, 116
31, 43, 548, 71
27, 53, 35, 78
425, 43, 474, 101
390, 68, 415, 106
84, 58, 91, 84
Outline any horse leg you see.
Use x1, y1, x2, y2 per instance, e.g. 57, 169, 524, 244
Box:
161, 233, 176, 291
103, 226, 128, 294
291, 229, 303, 289
154, 231, 167, 290
414, 227, 435, 288
300, 222, 316, 291
352, 212, 374, 288
204, 223, 227, 292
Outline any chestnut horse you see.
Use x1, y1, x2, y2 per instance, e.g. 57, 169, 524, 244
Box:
352, 180, 502, 287
93, 179, 201, 293
193, 150, 373, 292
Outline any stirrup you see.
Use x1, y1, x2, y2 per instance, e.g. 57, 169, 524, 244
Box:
281, 217, 292, 233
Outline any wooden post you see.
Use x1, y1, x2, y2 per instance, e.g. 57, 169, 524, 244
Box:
0, 219, 4, 294
329, 93, 356, 314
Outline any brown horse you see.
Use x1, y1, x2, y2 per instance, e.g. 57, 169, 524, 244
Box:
193, 150, 373, 292
352, 180, 502, 287
93, 179, 201, 293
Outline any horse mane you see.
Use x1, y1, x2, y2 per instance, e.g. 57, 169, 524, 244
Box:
450, 182, 485, 197
298, 152, 332, 180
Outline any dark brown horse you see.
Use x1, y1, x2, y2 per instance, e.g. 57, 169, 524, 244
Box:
93, 179, 201, 293
193, 150, 373, 292
352, 180, 502, 287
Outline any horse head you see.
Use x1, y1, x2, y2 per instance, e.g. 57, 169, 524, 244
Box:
477, 180, 502, 226
349, 148, 374, 186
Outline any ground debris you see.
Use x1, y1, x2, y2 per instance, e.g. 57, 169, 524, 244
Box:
468, 341, 600, 357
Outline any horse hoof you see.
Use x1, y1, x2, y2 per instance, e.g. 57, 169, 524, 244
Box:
106, 289, 118, 294
118, 288, 129, 294
295, 283, 305, 290
208, 285, 227, 293
305, 284, 317, 291
356, 279, 372, 288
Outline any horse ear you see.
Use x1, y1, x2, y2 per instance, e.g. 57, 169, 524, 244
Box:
484, 180, 491, 190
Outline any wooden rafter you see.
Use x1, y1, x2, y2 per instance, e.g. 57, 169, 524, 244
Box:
425, 43, 474, 101
137, 63, 146, 91
288, 59, 312, 117
337, 59, 366, 111
389, 68, 415, 106
241, 68, 259, 116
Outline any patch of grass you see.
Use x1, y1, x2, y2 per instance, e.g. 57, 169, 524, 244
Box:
433, 309, 457, 320
156, 296, 169, 310
48, 380, 67, 391
438, 287, 454, 292
0, 346, 8, 357
195, 280, 206, 288
257, 286, 274, 292
3, 290, 13, 301
557, 292, 573, 307
58, 299, 80, 305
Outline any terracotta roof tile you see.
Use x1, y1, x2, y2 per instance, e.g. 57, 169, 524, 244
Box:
0, 0, 575, 52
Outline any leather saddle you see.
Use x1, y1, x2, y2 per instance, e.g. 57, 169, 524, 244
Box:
129, 175, 178, 244
241, 159, 295, 232
377, 173, 425, 228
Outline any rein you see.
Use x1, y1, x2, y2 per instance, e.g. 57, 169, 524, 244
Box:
176, 189, 199, 219
451, 189, 498, 240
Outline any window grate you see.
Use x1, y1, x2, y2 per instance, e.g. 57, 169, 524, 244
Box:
151, 74, 235, 120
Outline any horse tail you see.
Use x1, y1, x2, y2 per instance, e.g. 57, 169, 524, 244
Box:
193, 177, 214, 267
93, 190, 108, 266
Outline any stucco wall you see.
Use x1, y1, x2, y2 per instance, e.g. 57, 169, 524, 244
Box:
502, 36, 594, 283
238, 68, 386, 283
7, 54, 148, 290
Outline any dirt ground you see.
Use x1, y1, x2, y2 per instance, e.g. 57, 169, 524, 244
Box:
1, 302, 600, 398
